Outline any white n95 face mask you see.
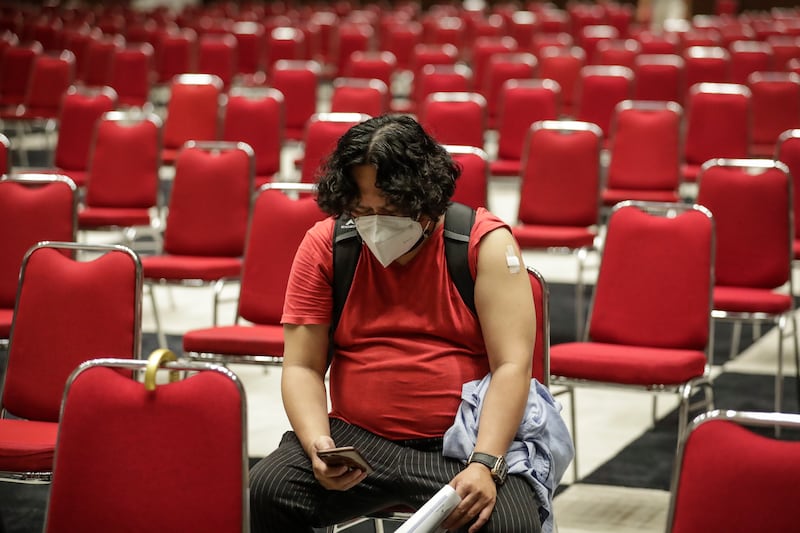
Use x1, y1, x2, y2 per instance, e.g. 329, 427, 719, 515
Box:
354, 214, 424, 267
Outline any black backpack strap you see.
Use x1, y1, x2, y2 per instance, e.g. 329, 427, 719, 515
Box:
443, 202, 477, 316
329, 214, 361, 366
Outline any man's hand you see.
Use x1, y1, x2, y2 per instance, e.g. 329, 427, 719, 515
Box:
441, 463, 497, 533
309, 436, 368, 491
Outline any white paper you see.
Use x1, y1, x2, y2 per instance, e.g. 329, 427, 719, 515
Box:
395, 485, 462, 533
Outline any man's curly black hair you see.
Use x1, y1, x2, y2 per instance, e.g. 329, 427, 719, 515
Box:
316, 114, 460, 221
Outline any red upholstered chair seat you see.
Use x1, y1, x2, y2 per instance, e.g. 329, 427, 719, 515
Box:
78, 207, 152, 228
550, 342, 707, 385
512, 225, 596, 248
488, 159, 522, 176
0, 419, 58, 472
140, 256, 242, 282
602, 188, 679, 204
713, 286, 793, 315
0, 308, 13, 337
183, 324, 283, 356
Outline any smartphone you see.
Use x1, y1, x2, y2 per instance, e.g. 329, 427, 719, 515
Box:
317, 446, 374, 474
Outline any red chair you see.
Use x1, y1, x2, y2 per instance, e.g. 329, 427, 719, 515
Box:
603, 100, 683, 207
490, 79, 560, 177
330, 21, 373, 79
0, 241, 142, 482
400, 62, 472, 115
344, 50, 397, 91
142, 141, 254, 348
0, 50, 76, 167
161, 73, 224, 165
232, 20, 266, 81
575, 65, 635, 137
271, 59, 321, 142
154, 27, 197, 85
579, 24, 619, 65
0, 40, 42, 109
330, 77, 389, 117
0, 174, 77, 347
633, 30, 680, 55
682, 46, 731, 97
45, 351, 248, 532
594, 38, 641, 68
197, 33, 237, 90
419, 92, 487, 149
183, 183, 327, 364
633, 53, 685, 104
299, 112, 370, 184
48, 85, 117, 188
530, 32, 573, 56
80, 34, 123, 88
381, 20, 421, 72
445, 145, 489, 210
767, 35, 800, 72
696, 158, 798, 413
667, 410, 800, 533
747, 72, 800, 157
223, 87, 285, 187
0, 132, 8, 174
110, 42, 155, 109
470, 36, 518, 94
682, 82, 751, 183
729, 40, 773, 84
482, 52, 537, 127
512, 120, 603, 339
78, 111, 162, 249
550, 201, 715, 479
264, 26, 305, 75
537, 45, 586, 117
775, 129, 800, 263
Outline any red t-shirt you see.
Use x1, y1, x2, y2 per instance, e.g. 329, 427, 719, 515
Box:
282, 208, 508, 440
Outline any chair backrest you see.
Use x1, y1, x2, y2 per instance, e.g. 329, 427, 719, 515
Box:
683, 46, 731, 96
776, 129, 800, 242
223, 87, 284, 179
748, 71, 800, 150
445, 145, 489, 210
300, 112, 370, 184
470, 36, 518, 91
344, 50, 397, 89
518, 120, 602, 227
381, 21, 421, 71
84, 111, 162, 209
163, 73, 223, 151
413, 63, 473, 108
155, 27, 197, 84
53, 85, 117, 172
271, 59, 320, 141
420, 91, 487, 148
110, 42, 154, 108
667, 409, 800, 533
164, 141, 254, 257
45, 354, 248, 532
527, 266, 550, 385
81, 34, 122, 87
1, 242, 142, 422
238, 184, 328, 325
537, 46, 585, 111
265, 27, 305, 73
587, 201, 714, 350
729, 40, 773, 84
595, 38, 641, 68
482, 52, 537, 121
606, 100, 683, 191
330, 77, 389, 117
575, 64, 634, 136
696, 158, 792, 289
232, 20, 266, 75
0, 40, 42, 107
767, 35, 800, 72
495, 79, 561, 163
24, 49, 76, 116
0, 175, 77, 310
684, 83, 751, 166
579, 24, 619, 64
197, 33, 237, 90
332, 21, 374, 78
632, 53, 684, 103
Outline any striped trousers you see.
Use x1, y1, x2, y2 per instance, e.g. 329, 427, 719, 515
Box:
249, 418, 542, 533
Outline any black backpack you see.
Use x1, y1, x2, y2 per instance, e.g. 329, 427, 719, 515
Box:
328, 202, 477, 364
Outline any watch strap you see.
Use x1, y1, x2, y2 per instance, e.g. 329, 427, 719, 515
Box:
467, 452, 508, 485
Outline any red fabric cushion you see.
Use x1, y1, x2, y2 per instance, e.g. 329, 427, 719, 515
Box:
141, 255, 242, 282
602, 188, 679, 206
550, 342, 707, 385
488, 159, 522, 176
671, 420, 800, 533
681, 163, 701, 183
0, 308, 12, 337
713, 286, 793, 315
512, 225, 596, 248
182, 324, 284, 356
46, 367, 245, 532
0, 419, 58, 472
78, 207, 151, 228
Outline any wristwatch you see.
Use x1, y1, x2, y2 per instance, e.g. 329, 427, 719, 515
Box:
467, 451, 508, 485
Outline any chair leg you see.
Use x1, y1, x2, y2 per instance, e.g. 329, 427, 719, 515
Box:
792, 314, 800, 412
651, 394, 658, 427
729, 320, 742, 361
147, 282, 167, 349
575, 247, 588, 341
568, 386, 579, 482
